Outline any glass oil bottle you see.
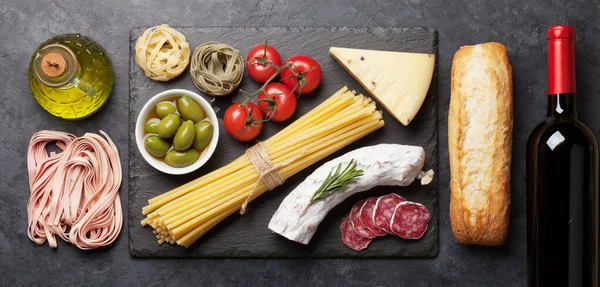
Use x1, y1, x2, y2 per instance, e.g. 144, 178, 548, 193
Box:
28, 34, 113, 119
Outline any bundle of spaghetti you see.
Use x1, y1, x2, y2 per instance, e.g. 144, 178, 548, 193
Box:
141, 86, 384, 247
27, 130, 123, 250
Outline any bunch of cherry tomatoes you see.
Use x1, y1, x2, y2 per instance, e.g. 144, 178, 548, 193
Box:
223, 43, 322, 142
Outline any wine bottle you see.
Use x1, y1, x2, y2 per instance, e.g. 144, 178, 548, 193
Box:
527, 25, 599, 286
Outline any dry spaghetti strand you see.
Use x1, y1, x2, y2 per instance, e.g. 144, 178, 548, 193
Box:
27, 130, 123, 250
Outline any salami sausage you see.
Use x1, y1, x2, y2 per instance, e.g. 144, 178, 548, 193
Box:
390, 201, 431, 239
349, 199, 377, 239
340, 217, 371, 251
358, 197, 387, 236
373, 193, 406, 234
269, 144, 425, 244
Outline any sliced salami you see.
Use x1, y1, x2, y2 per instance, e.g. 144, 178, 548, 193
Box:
390, 201, 431, 239
340, 217, 371, 251
373, 193, 406, 234
349, 199, 376, 239
358, 197, 387, 236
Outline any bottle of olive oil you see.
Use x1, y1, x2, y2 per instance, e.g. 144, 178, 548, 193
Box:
28, 34, 113, 119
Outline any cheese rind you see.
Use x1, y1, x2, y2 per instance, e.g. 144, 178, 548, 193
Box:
329, 47, 435, 126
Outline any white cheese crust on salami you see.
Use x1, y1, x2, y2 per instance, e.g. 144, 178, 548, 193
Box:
268, 144, 425, 244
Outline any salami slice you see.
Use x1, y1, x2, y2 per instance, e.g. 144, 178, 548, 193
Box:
373, 193, 406, 234
358, 197, 387, 236
349, 199, 376, 239
340, 217, 371, 251
390, 201, 431, 239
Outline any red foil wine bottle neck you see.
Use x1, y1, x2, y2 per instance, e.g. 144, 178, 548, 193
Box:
547, 25, 576, 95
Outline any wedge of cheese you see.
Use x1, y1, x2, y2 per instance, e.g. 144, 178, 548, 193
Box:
329, 47, 435, 126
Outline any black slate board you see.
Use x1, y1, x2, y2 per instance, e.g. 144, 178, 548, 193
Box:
128, 27, 438, 257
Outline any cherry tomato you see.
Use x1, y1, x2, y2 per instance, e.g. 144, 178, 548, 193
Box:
224, 102, 264, 142
246, 44, 282, 83
280, 55, 322, 95
257, 83, 297, 122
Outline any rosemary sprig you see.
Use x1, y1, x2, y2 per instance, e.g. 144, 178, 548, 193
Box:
310, 159, 364, 204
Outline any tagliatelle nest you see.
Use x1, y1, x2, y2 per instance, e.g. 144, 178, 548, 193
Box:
135, 24, 190, 81
190, 41, 244, 97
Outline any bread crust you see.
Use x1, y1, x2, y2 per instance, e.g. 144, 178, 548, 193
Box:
449, 42, 513, 246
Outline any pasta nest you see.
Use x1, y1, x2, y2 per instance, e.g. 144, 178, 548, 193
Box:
190, 41, 244, 97
135, 24, 190, 81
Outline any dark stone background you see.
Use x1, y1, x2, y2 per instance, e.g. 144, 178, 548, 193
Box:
2, 0, 599, 286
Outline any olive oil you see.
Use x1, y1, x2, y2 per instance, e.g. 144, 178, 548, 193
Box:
28, 34, 113, 119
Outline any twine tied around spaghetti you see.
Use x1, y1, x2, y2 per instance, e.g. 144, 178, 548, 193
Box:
240, 142, 307, 214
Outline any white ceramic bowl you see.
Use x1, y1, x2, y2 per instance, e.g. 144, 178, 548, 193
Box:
135, 89, 219, 175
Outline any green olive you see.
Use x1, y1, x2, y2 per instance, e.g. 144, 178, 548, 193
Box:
144, 136, 171, 158
158, 113, 181, 139
164, 149, 200, 168
173, 120, 196, 151
177, 96, 205, 123
156, 101, 177, 119
145, 118, 160, 134
193, 121, 214, 152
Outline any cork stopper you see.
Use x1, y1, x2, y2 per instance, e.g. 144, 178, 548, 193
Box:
33, 43, 78, 87
41, 53, 67, 77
